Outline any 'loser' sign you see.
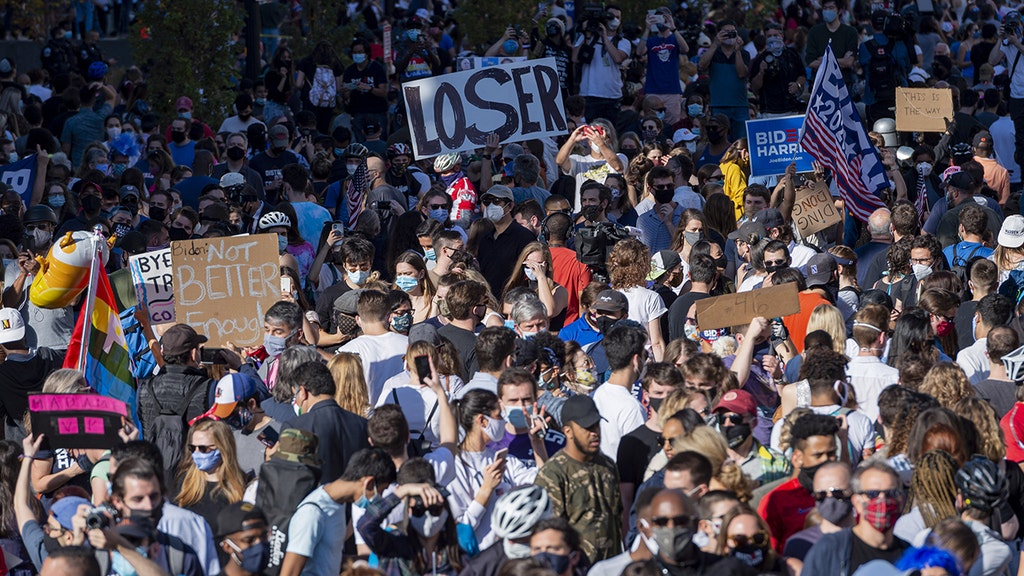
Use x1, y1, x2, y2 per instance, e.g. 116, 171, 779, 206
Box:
402, 57, 568, 159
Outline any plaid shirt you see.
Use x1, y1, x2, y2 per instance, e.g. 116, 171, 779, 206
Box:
738, 440, 792, 485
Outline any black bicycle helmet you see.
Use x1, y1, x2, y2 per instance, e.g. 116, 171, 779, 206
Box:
954, 455, 1007, 513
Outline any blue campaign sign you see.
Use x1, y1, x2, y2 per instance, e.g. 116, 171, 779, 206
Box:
0, 154, 37, 206
746, 115, 815, 178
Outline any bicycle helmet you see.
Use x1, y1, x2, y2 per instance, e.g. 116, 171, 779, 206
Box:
23, 205, 58, 226
220, 172, 246, 191
87, 61, 108, 80
433, 152, 462, 174
950, 142, 973, 159
1003, 344, 1024, 382
387, 142, 412, 159
954, 455, 1007, 513
257, 211, 292, 231
491, 485, 551, 540
345, 143, 369, 159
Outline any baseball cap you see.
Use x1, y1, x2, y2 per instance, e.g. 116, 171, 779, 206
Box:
728, 220, 766, 242
515, 337, 539, 367
201, 203, 230, 223
409, 322, 439, 345
272, 428, 322, 468
333, 289, 366, 316
0, 308, 25, 344
481, 185, 513, 202
672, 128, 699, 143
175, 96, 193, 112
502, 143, 525, 161
51, 496, 91, 530
999, 214, 1024, 248
365, 122, 381, 134
713, 389, 757, 416
0, 58, 12, 75
160, 324, 208, 356
561, 394, 602, 428
593, 289, 628, 313
943, 171, 976, 191
648, 250, 682, 281
752, 207, 785, 230
199, 373, 264, 420
973, 131, 993, 148
805, 252, 838, 287
119, 185, 141, 200
269, 124, 290, 146
216, 502, 267, 539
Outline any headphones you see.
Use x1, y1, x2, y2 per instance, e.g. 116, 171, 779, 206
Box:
539, 211, 570, 243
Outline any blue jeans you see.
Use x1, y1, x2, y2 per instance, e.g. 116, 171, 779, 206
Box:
262, 27, 280, 65
712, 106, 749, 141
74, 0, 96, 37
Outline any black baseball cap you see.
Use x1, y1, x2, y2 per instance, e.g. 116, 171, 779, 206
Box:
561, 395, 602, 428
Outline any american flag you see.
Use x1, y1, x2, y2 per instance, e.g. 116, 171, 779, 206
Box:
800, 43, 889, 223
345, 161, 368, 228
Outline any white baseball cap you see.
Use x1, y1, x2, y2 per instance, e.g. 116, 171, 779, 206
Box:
0, 308, 25, 344
999, 214, 1024, 249
672, 128, 699, 143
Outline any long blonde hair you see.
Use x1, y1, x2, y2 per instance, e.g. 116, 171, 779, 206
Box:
329, 352, 370, 417
176, 419, 246, 507
672, 426, 755, 501
502, 242, 558, 297
807, 304, 847, 356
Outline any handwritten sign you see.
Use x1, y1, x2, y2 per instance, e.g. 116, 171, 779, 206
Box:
895, 87, 953, 132
29, 393, 127, 449
130, 248, 175, 324
172, 235, 279, 348
792, 181, 843, 237
695, 283, 801, 331
746, 115, 815, 177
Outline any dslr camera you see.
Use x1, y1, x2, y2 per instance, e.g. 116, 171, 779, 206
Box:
85, 505, 119, 530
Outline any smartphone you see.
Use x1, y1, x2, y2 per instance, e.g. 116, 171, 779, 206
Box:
281, 276, 292, 294
494, 448, 509, 462
257, 426, 279, 448
332, 222, 344, 235
507, 406, 533, 429
200, 347, 223, 364
413, 355, 431, 384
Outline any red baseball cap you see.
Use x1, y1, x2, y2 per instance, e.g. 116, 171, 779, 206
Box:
713, 389, 757, 416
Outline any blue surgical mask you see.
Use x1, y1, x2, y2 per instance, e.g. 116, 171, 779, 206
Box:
179, 111, 192, 120
687, 104, 703, 117
94, 163, 109, 174
47, 195, 66, 208
407, 29, 420, 42
111, 550, 144, 576
391, 312, 413, 333
355, 486, 379, 509
655, 110, 666, 120
524, 266, 538, 282
428, 208, 449, 223
334, 147, 345, 157
191, 449, 222, 472
395, 275, 419, 292
504, 319, 517, 330
503, 39, 520, 54
226, 539, 269, 574
277, 235, 288, 253
423, 248, 436, 261
264, 332, 290, 357
822, 9, 838, 22
353, 53, 367, 64
348, 269, 370, 286
255, 98, 266, 106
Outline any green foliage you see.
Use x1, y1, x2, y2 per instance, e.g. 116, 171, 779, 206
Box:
453, 0, 536, 54
130, 0, 244, 121
287, 0, 360, 62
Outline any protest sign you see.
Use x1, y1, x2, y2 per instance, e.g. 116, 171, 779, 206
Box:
172, 235, 280, 348
792, 181, 843, 237
455, 56, 528, 71
403, 57, 568, 159
0, 154, 38, 206
28, 393, 127, 449
695, 283, 801, 331
130, 248, 175, 324
746, 116, 815, 177
895, 87, 953, 132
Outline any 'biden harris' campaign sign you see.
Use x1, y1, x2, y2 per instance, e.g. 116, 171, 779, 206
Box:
746, 115, 815, 178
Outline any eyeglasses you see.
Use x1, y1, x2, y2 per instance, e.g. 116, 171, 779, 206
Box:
729, 532, 769, 547
909, 257, 934, 265
651, 514, 692, 527
25, 224, 49, 231
764, 259, 788, 268
813, 488, 853, 501
189, 444, 217, 454
932, 311, 955, 323
857, 489, 903, 499
480, 197, 507, 206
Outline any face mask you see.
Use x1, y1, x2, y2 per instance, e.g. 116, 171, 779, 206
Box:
684, 231, 702, 245
30, 228, 52, 247
608, 18, 620, 30
238, 112, 252, 121
798, 461, 825, 492
713, 255, 728, 268
409, 508, 449, 537
179, 112, 192, 120
916, 162, 933, 177
935, 318, 954, 337
685, 141, 698, 153
391, 312, 413, 333
353, 53, 367, 64
547, 25, 561, 37
823, 8, 838, 21
407, 29, 420, 42
95, 163, 110, 175
911, 263, 932, 281
255, 98, 266, 106
107, 127, 121, 140
113, 223, 132, 238
643, 128, 660, 141
590, 142, 601, 155
423, 247, 436, 261
111, 550, 142, 576
395, 275, 419, 292
484, 415, 507, 443
227, 405, 254, 430
687, 104, 703, 117
227, 146, 246, 161
818, 495, 854, 524
945, 191, 955, 206
355, 486, 379, 509
707, 128, 725, 143
64, 30, 72, 39
171, 131, 187, 144
654, 111, 666, 120
428, 208, 449, 224
348, 269, 369, 285
595, 315, 618, 334
724, 422, 752, 448
346, 163, 360, 174
524, 266, 537, 282
191, 448, 222, 472
503, 39, 520, 54
765, 262, 787, 273
653, 188, 674, 204
227, 539, 269, 574
112, 162, 128, 176
652, 526, 693, 562
484, 203, 505, 222
684, 323, 700, 342
575, 367, 597, 389
148, 206, 166, 222
610, 187, 622, 200
504, 540, 532, 559
766, 37, 784, 56
863, 494, 901, 532
277, 235, 288, 253
534, 552, 571, 575
47, 195, 66, 209
732, 544, 765, 567
264, 333, 290, 357
127, 504, 163, 527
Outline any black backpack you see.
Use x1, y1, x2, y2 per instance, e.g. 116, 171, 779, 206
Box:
144, 379, 205, 491
256, 458, 322, 576
950, 244, 983, 287
865, 39, 897, 95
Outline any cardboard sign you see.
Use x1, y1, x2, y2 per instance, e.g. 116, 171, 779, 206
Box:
402, 57, 568, 159
695, 283, 801, 331
130, 248, 175, 324
28, 393, 127, 449
895, 87, 953, 132
172, 235, 280, 348
792, 181, 843, 237
746, 115, 816, 177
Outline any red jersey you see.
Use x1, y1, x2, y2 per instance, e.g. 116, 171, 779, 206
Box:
758, 477, 816, 554
446, 176, 477, 222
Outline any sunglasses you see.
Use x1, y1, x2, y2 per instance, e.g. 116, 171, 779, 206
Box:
813, 488, 853, 501
729, 532, 769, 547
857, 489, 903, 499
428, 203, 447, 210
655, 435, 675, 447
651, 514, 692, 527
480, 197, 507, 206
719, 413, 745, 425
652, 185, 673, 192
764, 259, 788, 267
189, 444, 217, 454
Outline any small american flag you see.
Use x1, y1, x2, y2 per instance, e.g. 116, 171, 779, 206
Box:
345, 161, 368, 228
800, 43, 889, 223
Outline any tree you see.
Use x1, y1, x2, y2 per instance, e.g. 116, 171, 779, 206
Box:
130, 0, 244, 121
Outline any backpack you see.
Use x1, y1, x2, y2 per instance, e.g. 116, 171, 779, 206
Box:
865, 39, 897, 95
120, 307, 158, 380
308, 66, 337, 108
950, 244, 983, 287
388, 388, 438, 457
144, 379, 205, 489
95, 534, 186, 576
256, 458, 322, 576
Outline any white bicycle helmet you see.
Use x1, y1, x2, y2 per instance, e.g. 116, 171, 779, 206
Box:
433, 152, 462, 173
258, 211, 292, 231
491, 485, 551, 540
220, 172, 246, 190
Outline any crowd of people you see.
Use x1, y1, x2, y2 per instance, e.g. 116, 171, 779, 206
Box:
6, 0, 1024, 576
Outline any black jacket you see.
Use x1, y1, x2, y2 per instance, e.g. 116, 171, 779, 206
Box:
137, 365, 214, 440
285, 399, 369, 483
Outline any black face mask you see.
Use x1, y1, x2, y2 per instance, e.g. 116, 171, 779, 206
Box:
170, 130, 187, 144
798, 460, 825, 493
595, 315, 619, 333
707, 128, 725, 143
648, 396, 663, 414
724, 422, 752, 448
653, 188, 674, 204
226, 146, 246, 161
43, 534, 63, 553
238, 112, 252, 121
765, 262, 787, 273
713, 255, 728, 268
81, 194, 102, 213
149, 206, 166, 222
169, 227, 190, 241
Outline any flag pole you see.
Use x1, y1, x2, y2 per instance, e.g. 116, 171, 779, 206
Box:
77, 225, 104, 371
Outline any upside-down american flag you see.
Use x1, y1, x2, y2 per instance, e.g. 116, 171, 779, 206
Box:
64, 255, 137, 422
800, 43, 889, 223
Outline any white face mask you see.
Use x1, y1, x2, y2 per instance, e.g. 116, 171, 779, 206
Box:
484, 415, 507, 443
484, 203, 505, 222
912, 263, 933, 281
504, 540, 532, 559
917, 162, 933, 177
409, 508, 449, 538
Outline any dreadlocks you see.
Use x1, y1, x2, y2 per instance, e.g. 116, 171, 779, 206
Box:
908, 449, 959, 529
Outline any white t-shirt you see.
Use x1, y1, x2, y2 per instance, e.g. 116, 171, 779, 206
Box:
218, 115, 265, 134
286, 487, 346, 576
956, 338, 990, 385
769, 403, 876, 466
845, 356, 899, 423
376, 371, 465, 448
593, 382, 646, 461
564, 153, 627, 209
619, 285, 667, 327
448, 448, 538, 549
577, 36, 631, 99
1000, 43, 1024, 99
339, 332, 409, 404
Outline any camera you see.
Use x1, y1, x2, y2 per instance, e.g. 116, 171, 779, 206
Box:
374, 200, 391, 211
725, 30, 737, 38
85, 505, 118, 530
579, 4, 609, 33
410, 486, 451, 516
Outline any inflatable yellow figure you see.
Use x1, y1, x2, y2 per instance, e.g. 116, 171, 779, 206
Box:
29, 231, 113, 309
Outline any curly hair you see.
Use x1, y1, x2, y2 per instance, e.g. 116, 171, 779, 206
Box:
918, 362, 973, 409
672, 426, 755, 502
609, 238, 651, 290
952, 396, 1005, 462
